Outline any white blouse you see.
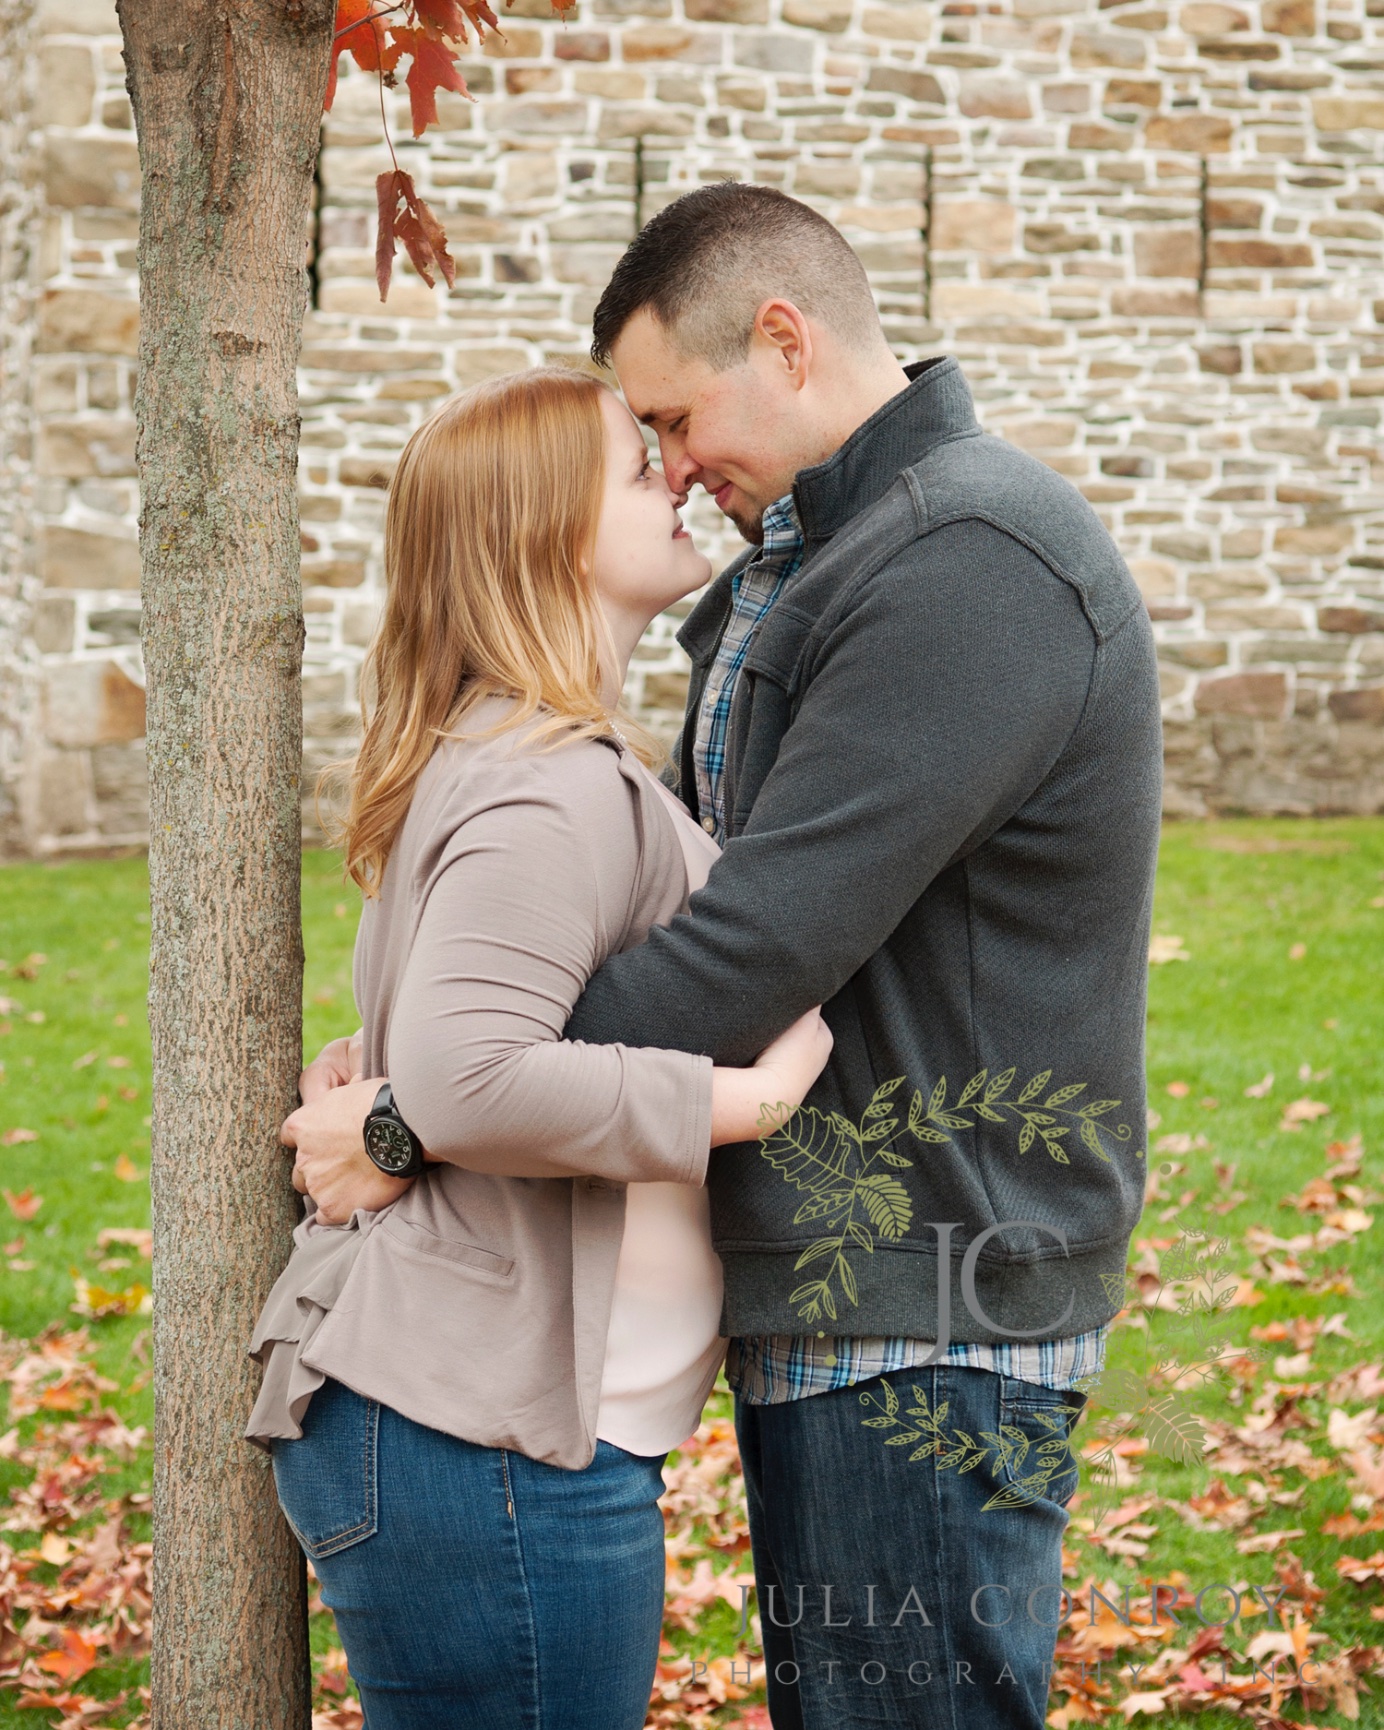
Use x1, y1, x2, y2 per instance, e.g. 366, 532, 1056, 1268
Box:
595, 762, 727, 1456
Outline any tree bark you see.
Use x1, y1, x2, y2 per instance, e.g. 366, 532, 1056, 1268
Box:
117, 2, 332, 1722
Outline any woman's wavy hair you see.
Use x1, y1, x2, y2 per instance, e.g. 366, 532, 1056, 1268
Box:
331, 366, 660, 895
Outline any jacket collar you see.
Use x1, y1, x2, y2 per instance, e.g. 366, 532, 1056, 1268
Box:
676, 357, 979, 662
792, 355, 977, 553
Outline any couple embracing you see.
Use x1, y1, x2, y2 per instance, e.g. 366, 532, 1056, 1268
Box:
247, 183, 1162, 1730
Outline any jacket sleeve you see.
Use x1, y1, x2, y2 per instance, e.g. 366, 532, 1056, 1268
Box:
565, 521, 1097, 1066
387, 751, 713, 1183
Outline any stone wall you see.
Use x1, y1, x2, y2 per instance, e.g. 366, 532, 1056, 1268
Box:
3, 0, 1382, 853
0, 0, 39, 854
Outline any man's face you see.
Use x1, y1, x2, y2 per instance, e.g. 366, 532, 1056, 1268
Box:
609, 308, 803, 545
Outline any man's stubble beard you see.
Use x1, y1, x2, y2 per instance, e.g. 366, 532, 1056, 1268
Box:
725, 498, 766, 547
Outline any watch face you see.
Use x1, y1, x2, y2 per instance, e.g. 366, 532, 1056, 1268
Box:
366, 1117, 416, 1174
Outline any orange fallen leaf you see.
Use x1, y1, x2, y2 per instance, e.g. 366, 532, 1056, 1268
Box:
112, 1155, 143, 1183
3, 1187, 43, 1220
1165, 1081, 1190, 1098
1288, 942, 1307, 961
36, 1628, 101, 1683
38, 1381, 88, 1410
1, 1128, 39, 1146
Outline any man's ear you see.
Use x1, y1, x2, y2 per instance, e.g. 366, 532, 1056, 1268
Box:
752, 299, 813, 389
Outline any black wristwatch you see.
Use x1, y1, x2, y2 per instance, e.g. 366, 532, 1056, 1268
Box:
363, 1083, 426, 1179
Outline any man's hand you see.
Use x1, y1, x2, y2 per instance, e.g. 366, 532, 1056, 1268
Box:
281, 1076, 413, 1226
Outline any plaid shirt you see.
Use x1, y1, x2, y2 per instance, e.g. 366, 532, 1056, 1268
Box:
725, 1330, 1106, 1406
691, 491, 1110, 1406
692, 493, 806, 845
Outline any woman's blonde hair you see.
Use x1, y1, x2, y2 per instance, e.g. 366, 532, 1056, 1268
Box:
335, 366, 660, 894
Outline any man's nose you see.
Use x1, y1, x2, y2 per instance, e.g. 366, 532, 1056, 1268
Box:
656, 437, 698, 505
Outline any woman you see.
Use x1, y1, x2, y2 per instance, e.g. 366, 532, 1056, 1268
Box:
246, 368, 830, 1729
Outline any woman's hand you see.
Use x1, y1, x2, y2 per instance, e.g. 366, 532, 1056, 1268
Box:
298, 1031, 364, 1105
709, 1007, 833, 1147
282, 1075, 414, 1225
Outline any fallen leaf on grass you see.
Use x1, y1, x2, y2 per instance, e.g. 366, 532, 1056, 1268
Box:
1149, 935, 1188, 964
1235, 1528, 1305, 1554
70, 1274, 151, 1321
316, 1647, 352, 1698
71, 1054, 97, 1071
1244, 1073, 1274, 1098
111, 1156, 143, 1184
36, 1628, 102, 1683
1323, 1510, 1384, 1537
1288, 942, 1307, 961
1, 1129, 39, 1146
1326, 1408, 1379, 1452
1336, 1551, 1384, 1586
1165, 1081, 1190, 1098
4, 1188, 43, 1220
1279, 1097, 1330, 1132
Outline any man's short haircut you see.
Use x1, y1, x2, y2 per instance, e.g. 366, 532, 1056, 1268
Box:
590, 182, 884, 371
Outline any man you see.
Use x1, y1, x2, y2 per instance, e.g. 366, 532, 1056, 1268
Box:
289, 185, 1161, 1727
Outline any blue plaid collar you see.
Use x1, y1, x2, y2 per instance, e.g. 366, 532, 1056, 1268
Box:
744, 492, 804, 581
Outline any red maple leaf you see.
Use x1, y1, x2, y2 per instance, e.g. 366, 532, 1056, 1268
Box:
36, 1629, 102, 1684
391, 30, 473, 136
327, 0, 401, 109
375, 170, 457, 300
413, 0, 475, 38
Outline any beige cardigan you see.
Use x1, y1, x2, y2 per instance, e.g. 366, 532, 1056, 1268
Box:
247, 696, 714, 1469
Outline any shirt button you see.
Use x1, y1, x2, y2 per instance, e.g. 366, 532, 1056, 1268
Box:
701, 816, 716, 832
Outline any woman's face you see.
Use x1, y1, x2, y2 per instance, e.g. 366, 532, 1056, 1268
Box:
590, 390, 711, 627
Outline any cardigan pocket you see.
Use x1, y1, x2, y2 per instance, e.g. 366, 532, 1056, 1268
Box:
380, 1216, 516, 1281
271, 1375, 379, 1559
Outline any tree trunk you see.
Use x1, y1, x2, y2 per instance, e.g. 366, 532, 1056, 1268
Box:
116, 2, 333, 1723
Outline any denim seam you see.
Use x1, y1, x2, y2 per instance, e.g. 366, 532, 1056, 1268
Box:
501, 1450, 543, 1730
923, 1366, 964, 1730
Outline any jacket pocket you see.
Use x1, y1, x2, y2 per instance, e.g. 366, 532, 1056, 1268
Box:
271, 1376, 379, 1559
380, 1216, 516, 1280
995, 1380, 1086, 1511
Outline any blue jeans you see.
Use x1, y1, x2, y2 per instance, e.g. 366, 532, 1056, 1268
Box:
270, 1377, 668, 1730
736, 1365, 1084, 1730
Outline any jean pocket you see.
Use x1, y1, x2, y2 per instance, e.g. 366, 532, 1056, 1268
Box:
271, 1377, 379, 1559
996, 1382, 1086, 1511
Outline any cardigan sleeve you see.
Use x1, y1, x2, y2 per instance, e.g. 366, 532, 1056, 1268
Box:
385, 748, 714, 1186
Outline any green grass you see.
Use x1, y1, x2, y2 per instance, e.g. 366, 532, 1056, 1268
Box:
0, 821, 1381, 1727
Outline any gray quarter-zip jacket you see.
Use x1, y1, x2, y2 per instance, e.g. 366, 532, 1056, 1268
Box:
566, 357, 1163, 1344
